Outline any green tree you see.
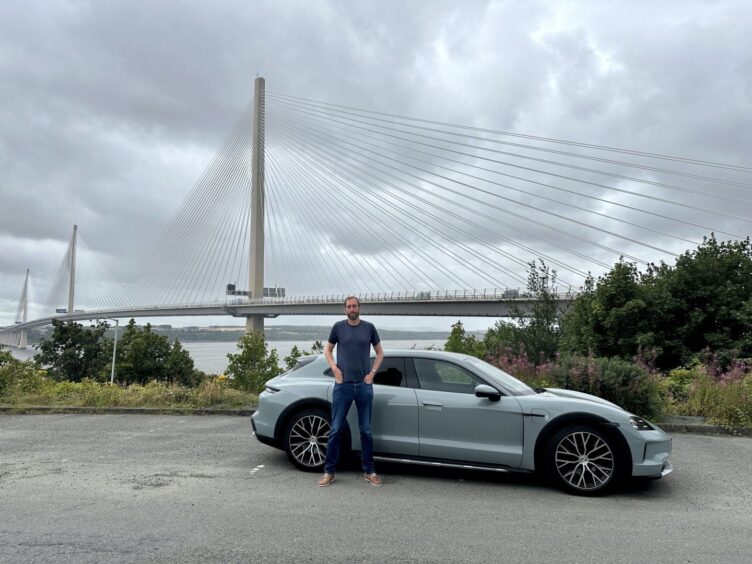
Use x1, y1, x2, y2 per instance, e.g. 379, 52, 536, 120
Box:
559, 260, 649, 359
165, 339, 201, 386
485, 260, 565, 363
646, 235, 752, 368
0, 346, 16, 396
34, 320, 111, 382
0, 345, 13, 366
284, 340, 326, 370
117, 323, 171, 385
284, 345, 305, 370
559, 236, 752, 370
444, 321, 485, 357
226, 331, 281, 393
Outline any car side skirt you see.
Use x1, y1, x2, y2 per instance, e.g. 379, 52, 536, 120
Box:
372, 454, 533, 474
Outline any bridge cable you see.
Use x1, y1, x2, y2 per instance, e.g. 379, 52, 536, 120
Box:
270, 96, 752, 229
271, 109, 535, 288
268, 91, 752, 176
272, 107, 657, 268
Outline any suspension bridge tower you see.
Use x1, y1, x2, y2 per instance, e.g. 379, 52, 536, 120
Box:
247, 76, 266, 333
68, 224, 78, 315
17, 268, 30, 348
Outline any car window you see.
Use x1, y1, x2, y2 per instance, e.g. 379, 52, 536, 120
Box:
414, 358, 483, 394
371, 357, 406, 387
323, 357, 406, 387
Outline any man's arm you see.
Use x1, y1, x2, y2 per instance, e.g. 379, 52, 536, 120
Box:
324, 341, 343, 384
364, 342, 384, 384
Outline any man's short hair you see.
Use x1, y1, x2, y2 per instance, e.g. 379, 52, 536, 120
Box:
344, 296, 360, 306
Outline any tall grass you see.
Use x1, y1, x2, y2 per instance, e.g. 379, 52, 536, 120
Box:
664, 364, 752, 428
1, 363, 256, 409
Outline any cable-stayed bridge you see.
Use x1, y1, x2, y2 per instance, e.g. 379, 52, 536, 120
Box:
2, 77, 751, 347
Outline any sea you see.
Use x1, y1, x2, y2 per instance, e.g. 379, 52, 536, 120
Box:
8, 339, 443, 375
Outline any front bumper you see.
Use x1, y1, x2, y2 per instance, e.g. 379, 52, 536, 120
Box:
631, 433, 673, 478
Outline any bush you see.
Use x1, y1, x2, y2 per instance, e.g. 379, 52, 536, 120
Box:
0, 357, 43, 399
226, 331, 281, 393
490, 352, 663, 420
1, 376, 256, 409
548, 355, 663, 420
660, 367, 701, 413
684, 369, 752, 428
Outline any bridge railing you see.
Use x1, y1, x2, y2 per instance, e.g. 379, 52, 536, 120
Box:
2, 287, 584, 331
74, 287, 579, 312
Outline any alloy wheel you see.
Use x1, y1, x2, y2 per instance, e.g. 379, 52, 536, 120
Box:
288, 414, 330, 468
554, 430, 615, 492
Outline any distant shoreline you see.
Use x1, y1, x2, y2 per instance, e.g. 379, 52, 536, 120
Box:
21, 324, 482, 345
151, 325, 456, 343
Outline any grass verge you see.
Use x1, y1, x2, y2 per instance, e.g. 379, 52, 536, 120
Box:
1, 367, 257, 410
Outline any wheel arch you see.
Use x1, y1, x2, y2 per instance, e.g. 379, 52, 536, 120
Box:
533, 412, 632, 473
274, 398, 332, 442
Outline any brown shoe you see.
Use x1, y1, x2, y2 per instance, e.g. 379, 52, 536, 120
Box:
363, 473, 382, 486
318, 474, 335, 487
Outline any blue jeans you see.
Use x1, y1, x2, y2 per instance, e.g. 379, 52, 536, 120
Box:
324, 381, 374, 475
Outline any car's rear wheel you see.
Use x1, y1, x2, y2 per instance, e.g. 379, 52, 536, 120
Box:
283, 408, 331, 472
546, 425, 620, 495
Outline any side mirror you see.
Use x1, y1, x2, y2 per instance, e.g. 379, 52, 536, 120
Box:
474, 384, 501, 402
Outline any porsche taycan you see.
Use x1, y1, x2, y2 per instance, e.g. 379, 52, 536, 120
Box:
251, 350, 672, 495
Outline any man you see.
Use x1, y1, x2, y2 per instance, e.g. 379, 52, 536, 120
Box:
319, 296, 384, 487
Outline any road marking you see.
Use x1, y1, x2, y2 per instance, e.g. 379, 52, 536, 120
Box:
250, 464, 265, 475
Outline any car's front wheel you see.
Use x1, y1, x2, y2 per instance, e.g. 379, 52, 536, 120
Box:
545, 425, 621, 495
283, 408, 331, 472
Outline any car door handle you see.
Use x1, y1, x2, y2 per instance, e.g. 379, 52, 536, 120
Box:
422, 401, 443, 407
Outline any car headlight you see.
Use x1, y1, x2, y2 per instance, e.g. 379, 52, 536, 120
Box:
263, 386, 281, 394
629, 416, 655, 431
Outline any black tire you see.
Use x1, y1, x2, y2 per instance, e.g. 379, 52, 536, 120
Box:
283, 408, 331, 472
545, 425, 622, 496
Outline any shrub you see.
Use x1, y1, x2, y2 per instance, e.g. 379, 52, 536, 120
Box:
491, 352, 663, 420
547, 355, 663, 420
486, 348, 554, 388
660, 367, 703, 414
0, 358, 43, 399
226, 331, 281, 393
685, 370, 752, 428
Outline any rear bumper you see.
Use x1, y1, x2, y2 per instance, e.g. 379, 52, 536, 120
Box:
251, 412, 280, 448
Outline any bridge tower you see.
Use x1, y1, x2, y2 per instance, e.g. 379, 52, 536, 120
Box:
246, 76, 266, 333
17, 268, 30, 348
68, 224, 78, 315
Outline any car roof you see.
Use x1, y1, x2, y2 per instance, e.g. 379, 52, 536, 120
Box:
305, 349, 471, 362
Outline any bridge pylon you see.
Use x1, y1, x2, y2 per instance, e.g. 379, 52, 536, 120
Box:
18, 268, 29, 348
68, 224, 77, 315
246, 76, 266, 334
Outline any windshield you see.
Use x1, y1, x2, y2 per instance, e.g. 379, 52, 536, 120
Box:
462, 357, 535, 396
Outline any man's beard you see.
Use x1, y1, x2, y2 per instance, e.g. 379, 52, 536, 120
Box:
347, 311, 359, 320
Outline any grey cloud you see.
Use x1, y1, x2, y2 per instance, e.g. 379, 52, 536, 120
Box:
1, 0, 751, 325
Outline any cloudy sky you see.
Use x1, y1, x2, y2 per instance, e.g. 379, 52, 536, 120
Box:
1, 0, 751, 331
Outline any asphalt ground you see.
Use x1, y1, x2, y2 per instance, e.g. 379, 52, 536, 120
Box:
1, 415, 750, 563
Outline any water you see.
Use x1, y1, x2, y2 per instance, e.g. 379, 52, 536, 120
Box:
8, 339, 443, 375
184, 339, 443, 374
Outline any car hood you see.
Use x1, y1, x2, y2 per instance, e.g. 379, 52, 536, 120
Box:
540, 388, 623, 410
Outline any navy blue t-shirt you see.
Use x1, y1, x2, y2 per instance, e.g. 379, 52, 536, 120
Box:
328, 320, 380, 382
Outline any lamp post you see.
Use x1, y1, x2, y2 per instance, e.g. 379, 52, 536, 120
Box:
110, 319, 119, 385
98, 318, 120, 385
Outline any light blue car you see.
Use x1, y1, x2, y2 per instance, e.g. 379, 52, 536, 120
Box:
251, 350, 672, 495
